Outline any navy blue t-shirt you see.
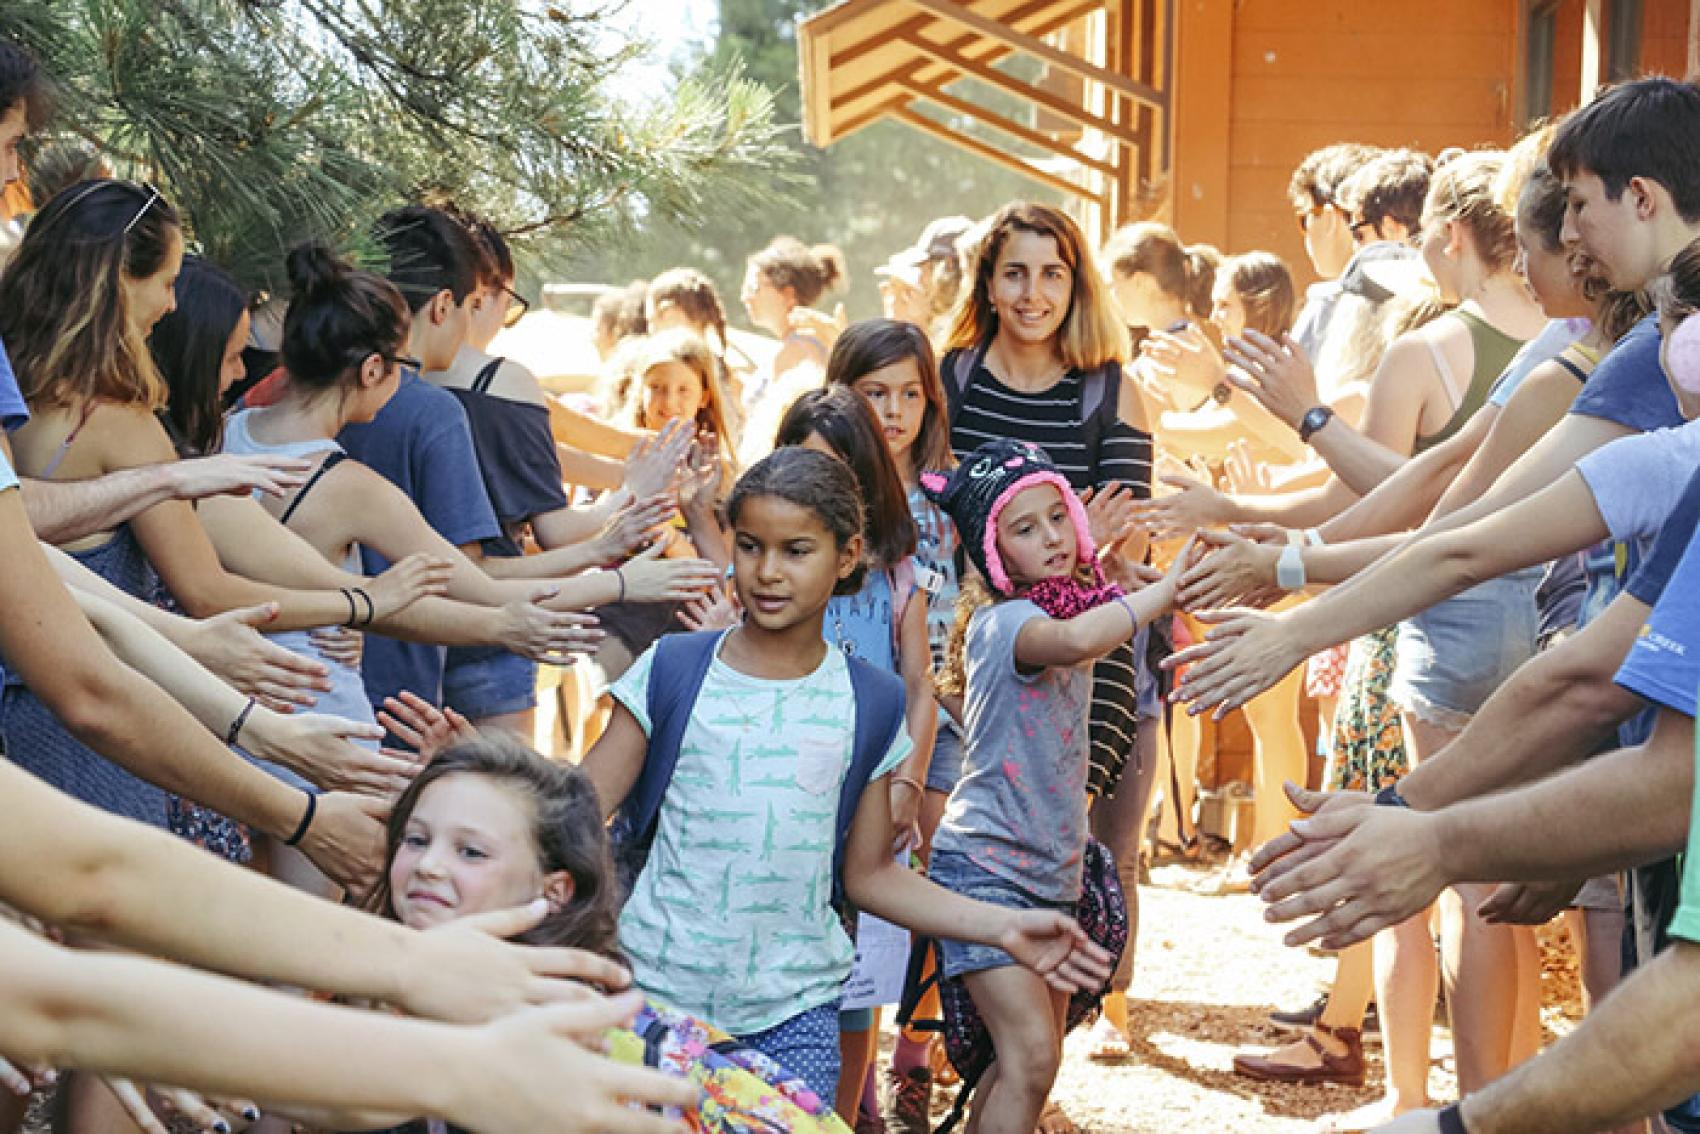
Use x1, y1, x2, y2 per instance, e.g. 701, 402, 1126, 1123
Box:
0, 337, 27, 433
1570, 316, 1682, 431
338, 371, 500, 709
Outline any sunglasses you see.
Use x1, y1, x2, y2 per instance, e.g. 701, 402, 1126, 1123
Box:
501, 286, 530, 329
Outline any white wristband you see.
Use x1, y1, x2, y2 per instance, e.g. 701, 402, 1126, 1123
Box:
1304, 527, 1325, 547
1276, 541, 1307, 591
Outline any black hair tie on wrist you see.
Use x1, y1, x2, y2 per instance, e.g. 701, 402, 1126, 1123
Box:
339, 587, 359, 628
225, 697, 257, 748
352, 586, 375, 627
284, 790, 317, 848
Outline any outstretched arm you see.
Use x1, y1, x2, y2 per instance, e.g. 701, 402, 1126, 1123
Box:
0, 918, 693, 1134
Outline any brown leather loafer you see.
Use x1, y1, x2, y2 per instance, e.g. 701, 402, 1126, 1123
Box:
1232, 1024, 1365, 1086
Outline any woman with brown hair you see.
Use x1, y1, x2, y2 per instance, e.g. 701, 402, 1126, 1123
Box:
943, 201, 1151, 1131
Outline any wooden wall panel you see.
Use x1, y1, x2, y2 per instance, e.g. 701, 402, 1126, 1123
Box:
1642, 0, 1691, 75
1196, 0, 1520, 285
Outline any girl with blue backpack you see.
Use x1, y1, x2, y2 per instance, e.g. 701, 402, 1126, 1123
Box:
920, 439, 1186, 1134
583, 446, 1112, 1108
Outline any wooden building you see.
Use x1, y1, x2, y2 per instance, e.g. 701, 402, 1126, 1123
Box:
799, 0, 1698, 280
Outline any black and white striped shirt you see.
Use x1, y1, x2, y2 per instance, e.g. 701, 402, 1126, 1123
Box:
948, 359, 1156, 798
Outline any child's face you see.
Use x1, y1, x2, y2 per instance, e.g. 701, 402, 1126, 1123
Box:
642, 360, 705, 429
389, 773, 548, 930
731, 493, 860, 633
1208, 278, 1247, 341
851, 359, 927, 463
995, 482, 1078, 588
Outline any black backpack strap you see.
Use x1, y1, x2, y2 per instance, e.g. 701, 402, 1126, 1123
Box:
942, 336, 994, 427
471, 356, 504, 394
279, 451, 347, 526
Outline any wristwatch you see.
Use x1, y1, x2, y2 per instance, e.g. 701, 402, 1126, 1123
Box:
1211, 381, 1232, 406
1275, 541, 1307, 591
1298, 404, 1335, 442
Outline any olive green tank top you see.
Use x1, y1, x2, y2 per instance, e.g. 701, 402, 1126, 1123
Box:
1413, 308, 1527, 452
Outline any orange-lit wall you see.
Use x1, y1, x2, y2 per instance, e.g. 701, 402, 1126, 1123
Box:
1174, 0, 1521, 284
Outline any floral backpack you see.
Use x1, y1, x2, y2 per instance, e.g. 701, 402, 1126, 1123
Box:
606, 999, 853, 1134
896, 838, 1129, 1134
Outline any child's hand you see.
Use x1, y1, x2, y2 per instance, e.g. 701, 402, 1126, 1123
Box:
379, 691, 478, 763
676, 585, 740, 632
996, 910, 1115, 994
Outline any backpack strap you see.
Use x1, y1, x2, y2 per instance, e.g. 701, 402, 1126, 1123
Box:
1077, 359, 1124, 486
832, 656, 907, 911
471, 357, 504, 395
279, 451, 348, 526
942, 336, 994, 426
610, 631, 722, 857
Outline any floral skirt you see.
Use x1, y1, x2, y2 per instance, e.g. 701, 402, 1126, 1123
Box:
1327, 628, 1408, 793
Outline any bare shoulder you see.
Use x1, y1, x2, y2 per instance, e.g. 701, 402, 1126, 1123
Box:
483, 357, 548, 406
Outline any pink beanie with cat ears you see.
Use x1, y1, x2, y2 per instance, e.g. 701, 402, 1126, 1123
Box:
919, 439, 1095, 595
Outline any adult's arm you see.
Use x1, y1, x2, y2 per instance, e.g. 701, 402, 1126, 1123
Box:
0, 920, 693, 1134
197, 494, 588, 660
1315, 408, 1490, 543
0, 755, 631, 1027
1428, 361, 1587, 521
0, 487, 380, 888
1446, 940, 1700, 1134
1172, 470, 1611, 713
547, 396, 641, 461
1251, 708, 1692, 949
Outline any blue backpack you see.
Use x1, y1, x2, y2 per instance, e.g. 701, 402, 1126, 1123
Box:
610, 630, 907, 912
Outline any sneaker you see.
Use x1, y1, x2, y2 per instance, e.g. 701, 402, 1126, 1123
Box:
882, 1066, 932, 1134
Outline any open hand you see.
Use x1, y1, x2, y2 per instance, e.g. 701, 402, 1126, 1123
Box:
167, 453, 310, 501
379, 691, 479, 763
1250, 783, 1449, 950
595, 493, 675, 564
622, 418, 693, 501
997, 910, 1115, 994
619, 543, 720, 603
1133, 473, 1232, 541
400, 898, 639, 1024
1176, 528, 1284, 612
180, 602, 330, 711
308, 625, 364, 669
1143, 324, 1226, 404
1081, 483, 1139, 552
1223, 330, 1321, 430
366, 554, 455, 621
245, 709, 418, 797
1166, 607, 1309, 717
501, 591, 604, 665
676, 584, 739, 632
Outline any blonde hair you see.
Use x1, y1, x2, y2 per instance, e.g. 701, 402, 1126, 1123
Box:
945, 202, 1129, 370
627, 327, 736, 464
1423, 151, 1519, 274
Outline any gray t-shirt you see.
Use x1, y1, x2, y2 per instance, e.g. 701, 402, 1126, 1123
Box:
1576, 419, 1700, 562
932, 599, 1092, 901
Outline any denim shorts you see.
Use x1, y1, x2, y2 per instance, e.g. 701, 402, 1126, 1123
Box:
925, 726, 965, 794
929, 849, 1075, 980
443, 645, 537, 720
1388, 568, 1540, 729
